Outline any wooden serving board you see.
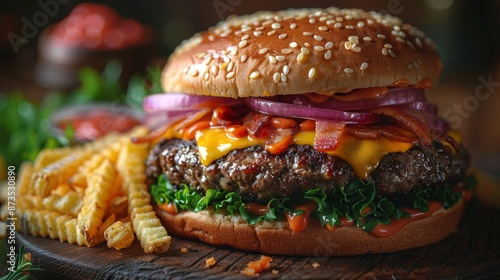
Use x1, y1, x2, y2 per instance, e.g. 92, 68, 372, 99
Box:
13, 200, 500, 279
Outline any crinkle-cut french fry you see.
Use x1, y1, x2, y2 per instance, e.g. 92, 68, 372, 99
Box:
140, 226, 172, 254
56, 215, 73, 242
18, 195, 44, 211
18, 209, 73, 241
16, 162, 34, 210
42, 191, 83, 217
68, 155, 104, 189
105, 219, 134, 250
34, 146, 73, 170
91, 214, 116, 247
65, 218, 86, 246
77, 159, 116, 246
116, 139, 171, 253
30, 133, 118, 197
68, 141, 122, 189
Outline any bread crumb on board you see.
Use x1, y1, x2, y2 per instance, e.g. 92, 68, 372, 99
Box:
312, 261, 320, 269
205, 257, 216, 268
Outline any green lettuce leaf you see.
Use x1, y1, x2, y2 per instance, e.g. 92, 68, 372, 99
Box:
150, 175, 475, 232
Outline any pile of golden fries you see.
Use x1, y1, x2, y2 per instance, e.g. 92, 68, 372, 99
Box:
3, 126, 171, 254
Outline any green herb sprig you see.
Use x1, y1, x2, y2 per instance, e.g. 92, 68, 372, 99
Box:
1, 246, 43, 280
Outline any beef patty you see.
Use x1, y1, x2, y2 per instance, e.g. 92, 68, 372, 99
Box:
146, 139, 470, 202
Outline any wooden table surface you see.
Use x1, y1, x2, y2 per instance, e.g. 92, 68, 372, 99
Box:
12, 199, 500, 280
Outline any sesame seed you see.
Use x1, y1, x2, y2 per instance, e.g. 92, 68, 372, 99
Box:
344, 68, 354, 74
352, 46, 361, 52
309, 18, 316, 24
324, 50, 332, 60
394, 25, 401, 31
303, 31, 313, 36
363, 36, 372, 41
336, 16, 343, 22
396, 37, 406, 43
211, 65, 219, 76
304, 42, 311, 47
407, 40, 416, 50
230, 48, 238, 56
227, 61, 235, 72
367, 19, 374, 24
384, 44, 393, 49
208, 35, 215, 41
407, 64, 414, 70
377, 34, 386, 39
334, 22, 342, 28
281, 48, 292, 54
226, 72, 235, 79
249, 71, 261, 79
296, 52, 305, 62
301, 47, 310, 55
413, 61, 420, 70
345, 15, 352, 20
344, 41, 352, 50
348, 36, 359, 44
241, 26, 252, 32
255, 26, 265, 31
289, 42, 298, 48
223, 56, 230, 63
202, 57, 212, 65
318, 26, 328, 31
262, 20, 273, 26
258, 48, 269, 55
203, 72, 210, 81
195, 52, 207, 59
283, 65, 290, 75
272, 22, 282, 29
308, 67, 316, 79
276, 55, 286, 61
314, 46, 325, 51
345, 25, 355, 29
382, 48, 388, 55
324, 42, 333, 50
254, 31, 262, 37
357, 21, 365, 28
267, 30, 277, 36
389, 50, 396, 58
273, 72, 280, 83
241, 34, 250, 40
314, 35, 324, 41
290, 23, 297, 29
268, 55, 277, 64
415, 37, 423, 48
391, 30, 399, 36
279, 34, 288, 39
190, 69, 199, 77
238, 40, 248, 48
326, 19, 336, 25
360, 62, 368, 70
281, 73, 287, 82
240, 54, 248, 63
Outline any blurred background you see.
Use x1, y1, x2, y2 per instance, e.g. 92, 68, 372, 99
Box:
0, 0, 499, 184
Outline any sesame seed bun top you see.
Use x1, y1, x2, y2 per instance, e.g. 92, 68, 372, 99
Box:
161, 7, 442, 98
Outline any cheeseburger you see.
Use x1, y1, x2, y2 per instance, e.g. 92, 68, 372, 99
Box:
142, 7, 472, 256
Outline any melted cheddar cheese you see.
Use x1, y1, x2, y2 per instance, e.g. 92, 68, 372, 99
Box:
196, 128, 414, 179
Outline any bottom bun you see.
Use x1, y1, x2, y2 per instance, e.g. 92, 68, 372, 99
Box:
155, 200, 464, 256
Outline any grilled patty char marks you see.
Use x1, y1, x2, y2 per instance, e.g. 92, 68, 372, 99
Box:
146, 139, 470, 202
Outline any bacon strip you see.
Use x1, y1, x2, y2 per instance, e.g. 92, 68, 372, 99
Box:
314, 121, 345, 151
366, 106, 431, 147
